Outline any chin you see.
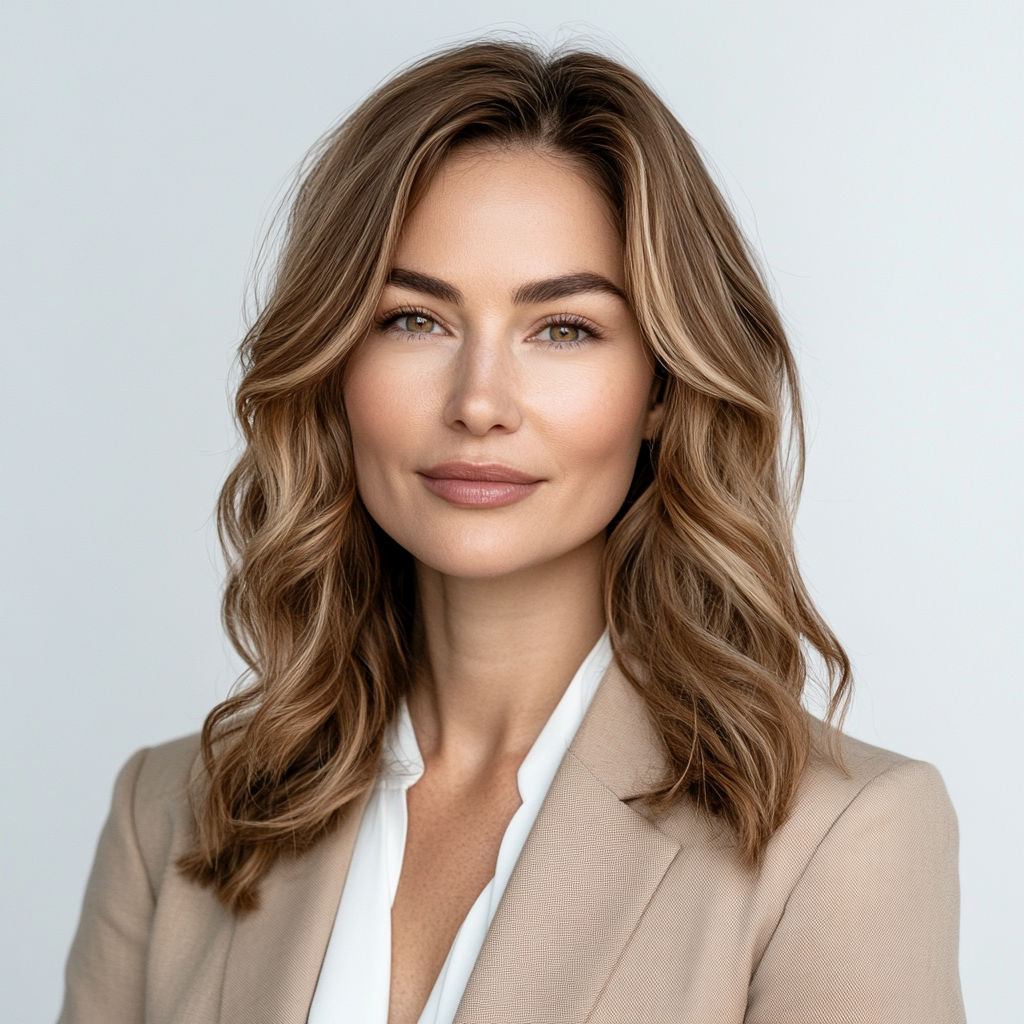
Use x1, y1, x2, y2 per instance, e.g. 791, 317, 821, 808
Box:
396, 526, 590, 581
410, 544, 554, 581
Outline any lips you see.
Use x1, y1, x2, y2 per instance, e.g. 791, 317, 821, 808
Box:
418, 461, 543, 508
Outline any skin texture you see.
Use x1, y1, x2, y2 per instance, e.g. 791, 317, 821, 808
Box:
343, 145, 662, 1024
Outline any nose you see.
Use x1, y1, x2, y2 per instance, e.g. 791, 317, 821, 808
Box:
442, 333, 522, 436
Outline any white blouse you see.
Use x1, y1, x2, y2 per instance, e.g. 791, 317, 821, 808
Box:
307, 630, 614, 1024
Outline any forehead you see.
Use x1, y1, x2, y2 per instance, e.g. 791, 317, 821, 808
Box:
394, 146, 625, 291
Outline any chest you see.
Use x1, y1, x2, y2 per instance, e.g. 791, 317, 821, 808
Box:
387, 764, 522, 1024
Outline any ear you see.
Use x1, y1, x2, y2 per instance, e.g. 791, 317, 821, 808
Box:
643, 375, 665, 440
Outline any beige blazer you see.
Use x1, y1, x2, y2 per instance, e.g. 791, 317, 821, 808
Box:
59, 666, 965, 1023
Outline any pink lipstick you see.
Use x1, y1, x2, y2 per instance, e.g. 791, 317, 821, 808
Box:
418, 461, 543, 508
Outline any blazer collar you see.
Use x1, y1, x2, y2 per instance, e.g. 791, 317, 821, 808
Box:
570, 658, 671, 800
454, 662, 680, 1023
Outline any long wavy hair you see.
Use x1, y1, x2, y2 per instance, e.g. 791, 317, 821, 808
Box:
179, 39, 851, 913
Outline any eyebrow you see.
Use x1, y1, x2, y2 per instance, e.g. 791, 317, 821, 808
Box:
513, 272, 626, 305
387, 268, 462, 304
386, 268, 626, 306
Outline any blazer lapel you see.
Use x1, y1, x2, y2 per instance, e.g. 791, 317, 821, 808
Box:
454, 665, 680, 1024
218, 788, 370, 1024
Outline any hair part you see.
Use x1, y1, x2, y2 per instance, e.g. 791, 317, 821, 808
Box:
178, 38, 851, 913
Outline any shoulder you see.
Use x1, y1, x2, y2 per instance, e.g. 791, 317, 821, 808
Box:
648, 717, 958, 883
114, 732, 203, 891
126, 731, 202, 815
643, 721, 962, 1018
791, 721, 958, 858
742, 726, 964, 1021
744, 724, 959, 941
133, 731, 202, 796
580, 664, 957, 861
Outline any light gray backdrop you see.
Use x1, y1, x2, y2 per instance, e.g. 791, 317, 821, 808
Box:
2, 2, 1021, 1020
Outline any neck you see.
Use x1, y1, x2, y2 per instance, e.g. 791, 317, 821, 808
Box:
408, 533, 606, 769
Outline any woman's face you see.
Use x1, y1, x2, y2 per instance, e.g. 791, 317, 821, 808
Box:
343, 146, 660, 580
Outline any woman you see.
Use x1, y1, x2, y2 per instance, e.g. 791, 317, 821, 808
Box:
59, 40, 964, 1024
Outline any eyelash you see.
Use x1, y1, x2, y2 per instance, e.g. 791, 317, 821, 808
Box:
375, 307, 604, 348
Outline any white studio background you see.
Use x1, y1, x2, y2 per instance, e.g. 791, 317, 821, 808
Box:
1, 2, 1020, 1020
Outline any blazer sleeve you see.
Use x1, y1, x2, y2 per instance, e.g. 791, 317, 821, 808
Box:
744, 758, 966, 1024
57, 748, 154, 1024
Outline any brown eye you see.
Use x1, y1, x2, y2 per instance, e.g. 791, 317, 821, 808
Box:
401, 314, 437, 333
543, 324, 583, 343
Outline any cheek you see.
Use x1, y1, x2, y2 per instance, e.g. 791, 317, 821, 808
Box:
342, 349, 426, 486
342, 361, 388, 474
534, 359, 651, 495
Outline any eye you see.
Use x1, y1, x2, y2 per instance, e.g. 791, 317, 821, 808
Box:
532, 318, 599, 347
395, 313, 442, 334
541, 324, 583, 344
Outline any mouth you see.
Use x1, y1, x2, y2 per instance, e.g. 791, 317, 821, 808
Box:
418, 461, 543, 508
